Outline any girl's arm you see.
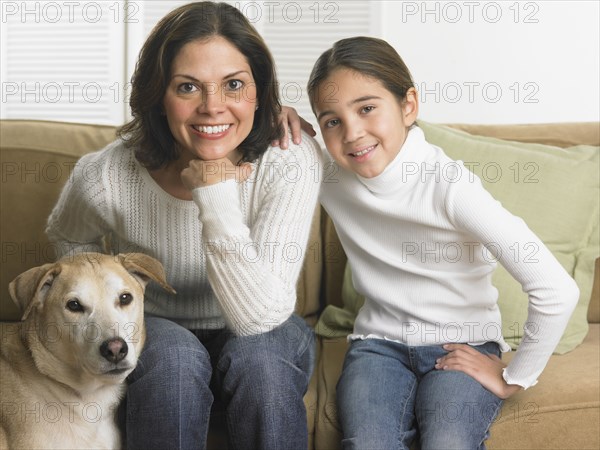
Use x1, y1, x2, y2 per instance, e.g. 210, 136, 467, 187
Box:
435, 343, 522, 399
183, 135, 322, 336
46, 151, 110, 257
437, 171, 579, 397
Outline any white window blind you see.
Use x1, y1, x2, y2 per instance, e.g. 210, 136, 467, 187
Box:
261, 1, 375, 128
1, 0, 126, 125
1, 1, 376, 126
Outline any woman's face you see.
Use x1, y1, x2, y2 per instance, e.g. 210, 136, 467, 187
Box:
163, 36, 257, 165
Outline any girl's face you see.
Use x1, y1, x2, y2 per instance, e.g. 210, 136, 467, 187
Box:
313, 68, 418, 178
163, 36, 257, 165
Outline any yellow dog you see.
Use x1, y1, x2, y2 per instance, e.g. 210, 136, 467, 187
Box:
0, 253, 174, 449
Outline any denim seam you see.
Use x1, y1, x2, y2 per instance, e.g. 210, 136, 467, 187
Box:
295, 329, 314, 367
478, 398, 503, 449
178, 348, 183, 448
397, 376, 417, 449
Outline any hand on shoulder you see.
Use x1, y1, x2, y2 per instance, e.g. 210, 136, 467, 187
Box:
271, 106, 316, 149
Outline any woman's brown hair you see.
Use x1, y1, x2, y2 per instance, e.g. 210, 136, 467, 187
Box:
118, 1, 281, 169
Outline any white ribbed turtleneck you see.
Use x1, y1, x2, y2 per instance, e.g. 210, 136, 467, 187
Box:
320, 126, 579, 389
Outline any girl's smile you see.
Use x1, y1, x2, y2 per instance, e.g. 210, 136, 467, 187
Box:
314, 68, 418, 178
348, 144, 377, 161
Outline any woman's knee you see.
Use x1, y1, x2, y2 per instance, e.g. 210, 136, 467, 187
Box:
223, 315, 313, 366
130, 317, 212, 383
217, 315, 314, 396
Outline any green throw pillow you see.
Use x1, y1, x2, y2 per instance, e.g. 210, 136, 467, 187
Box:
317, 122, 599, 355
315, 263, 365, 338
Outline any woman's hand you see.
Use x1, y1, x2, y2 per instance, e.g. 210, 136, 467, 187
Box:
272, 106, 316, 149
181, 157, 253, 190
435, 343, 523, 399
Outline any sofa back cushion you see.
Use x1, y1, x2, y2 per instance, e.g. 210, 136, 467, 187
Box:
1, 120, 117, 320
0, 119, 322, 323
420, 121, 599, 354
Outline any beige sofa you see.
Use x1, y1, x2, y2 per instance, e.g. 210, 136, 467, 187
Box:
1, 119, 598, 449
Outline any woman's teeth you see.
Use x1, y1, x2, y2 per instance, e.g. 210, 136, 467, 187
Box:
194, 124, 230, 134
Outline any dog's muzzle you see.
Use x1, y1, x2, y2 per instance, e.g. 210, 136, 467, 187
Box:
100, 337, 129, 363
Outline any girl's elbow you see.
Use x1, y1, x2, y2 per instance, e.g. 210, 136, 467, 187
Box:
568, 280, 580, 305
561, 276, 580, 312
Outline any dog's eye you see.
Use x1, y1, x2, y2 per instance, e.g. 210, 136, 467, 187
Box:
66, 299, 84, 312
119, 293, 133, 306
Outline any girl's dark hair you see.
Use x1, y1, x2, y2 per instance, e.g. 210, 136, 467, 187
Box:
307, 36, 415, 112
118, 2, 281, 169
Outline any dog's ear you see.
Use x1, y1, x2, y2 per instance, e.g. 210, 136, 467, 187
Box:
118, 253, 176, 294
9, 264, 61, 320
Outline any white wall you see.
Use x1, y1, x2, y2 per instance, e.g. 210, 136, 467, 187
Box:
380, 0, 599, 124
1, 1, 598, 126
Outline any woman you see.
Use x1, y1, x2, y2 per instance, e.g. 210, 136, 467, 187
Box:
46, 2, 322, 449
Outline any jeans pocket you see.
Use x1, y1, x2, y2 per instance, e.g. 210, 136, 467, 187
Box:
471, 341, 502, 358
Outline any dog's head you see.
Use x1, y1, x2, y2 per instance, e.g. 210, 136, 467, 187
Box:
8, 252, 175, 389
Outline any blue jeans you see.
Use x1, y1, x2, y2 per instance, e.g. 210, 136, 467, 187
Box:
124, 314, 315, 450
337, 339, 503, 450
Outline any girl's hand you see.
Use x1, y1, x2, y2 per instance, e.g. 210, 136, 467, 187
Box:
272, 106, 316, 149
181, 157, 253, 190
436, 343, 523, 399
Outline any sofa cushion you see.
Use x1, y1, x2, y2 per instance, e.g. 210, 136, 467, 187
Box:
486, 324, 600, 449
419, 121, 599, 354
316, 122, 600, 355
313, 324, 600, 449
446, 122, 600, 149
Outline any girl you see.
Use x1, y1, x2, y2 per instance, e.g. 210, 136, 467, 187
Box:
47, 2, 321, 449
307, 36, 579, 449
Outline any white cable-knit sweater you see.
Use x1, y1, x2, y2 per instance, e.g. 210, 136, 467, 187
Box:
320, 126, 579, 389
46, 134, 322, 335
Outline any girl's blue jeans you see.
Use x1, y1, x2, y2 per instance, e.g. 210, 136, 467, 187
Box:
124, 314, 315, 450
337, 338, 503, 450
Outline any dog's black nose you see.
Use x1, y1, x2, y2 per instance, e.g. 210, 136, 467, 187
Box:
100, 338, 128, 363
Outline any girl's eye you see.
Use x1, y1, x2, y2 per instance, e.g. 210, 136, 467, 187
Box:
361, 105, 375, 114
177, 83, 197, 93
325, 118, 340, 129
66, 299, 84, 312
226, 79, 243, 91
119, 293, 133, 306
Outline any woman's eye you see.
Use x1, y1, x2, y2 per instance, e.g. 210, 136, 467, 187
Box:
119, 293, 133, 306
66, 299, 84, 312
177, 83, 196, 93
226, 79, 243, 91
